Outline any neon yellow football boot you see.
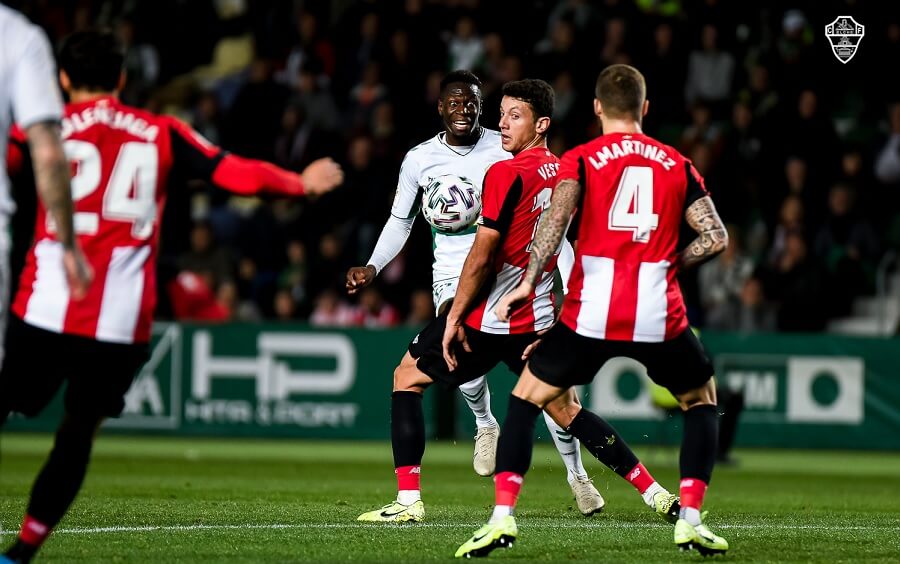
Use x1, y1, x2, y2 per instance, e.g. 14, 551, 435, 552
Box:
454, 515, 517, 558
357, 500, 424, 523
674, 517, 729, 555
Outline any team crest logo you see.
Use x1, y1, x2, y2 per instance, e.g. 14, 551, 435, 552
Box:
825, 16, 864, 64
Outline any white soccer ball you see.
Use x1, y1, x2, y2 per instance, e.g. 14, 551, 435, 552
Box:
421, 174, 482, 234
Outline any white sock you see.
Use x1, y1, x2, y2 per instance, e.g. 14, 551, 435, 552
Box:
543, 411, 589, 482
459, 376, 498, 428
397, 490, 421, 505
490, 505, 513, 522
641, 481, 665, 508
680, 506, 702, 526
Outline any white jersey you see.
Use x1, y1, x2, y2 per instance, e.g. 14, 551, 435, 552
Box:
367, 128, 510, 303
0, 5, 64, 217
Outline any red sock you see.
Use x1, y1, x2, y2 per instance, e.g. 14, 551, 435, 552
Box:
395, 465, 421, 491
494, 471, 524, 507
624, 462, 655, 494
680, 478, 708, 510
19, 514, 50, 547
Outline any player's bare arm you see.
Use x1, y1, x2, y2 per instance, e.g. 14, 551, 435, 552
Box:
26, 120, 92, 298
678, 195, 728, 270
443, 227, 502, 369
495, 179, 581, 322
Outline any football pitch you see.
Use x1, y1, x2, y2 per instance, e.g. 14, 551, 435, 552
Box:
1, 434, 898, 562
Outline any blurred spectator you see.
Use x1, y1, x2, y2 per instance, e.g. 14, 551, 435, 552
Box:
736, 277, 777, 333
406, 289, 435, 326
223, 59, 290, 161
684, 24, 734, 116
699, 226, 754, 330
346, 61, 388, 131
353, 287, 400, 328
599, 17, 630, 66
190, 90, 223, 146
310, 288, 355, 327
168, 271, 230, 322
759, 231, 827, 332
277, 240, 309, 309
291, 63, 341, 133
641, 20, 687, 131
814, 184, 880, 316
273, 288, 298, 321
447, 16, 484, 71
116, 15, 160, 106
681, 101, 723, 157
767, 195, 805, 266
177, 221, 235, 290
874, 101, 900, 185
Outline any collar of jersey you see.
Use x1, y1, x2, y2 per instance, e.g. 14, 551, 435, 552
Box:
438, 127, 483, 156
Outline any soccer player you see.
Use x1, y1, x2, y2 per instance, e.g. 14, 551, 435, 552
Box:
358, 79, 679, 527
345, 70, 603, 514
0, 30, 343, 564
0, 5, 91, 367
456, 64, 730, 558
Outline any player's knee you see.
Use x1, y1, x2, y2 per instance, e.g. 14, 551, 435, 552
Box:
545, 401, 580, 428
392, 363, 430, 393
676, 380, 717, 410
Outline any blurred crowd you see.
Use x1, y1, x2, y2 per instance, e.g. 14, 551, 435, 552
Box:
9, 0, 900, 332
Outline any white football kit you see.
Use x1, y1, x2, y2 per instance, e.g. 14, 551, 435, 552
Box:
367, 128, 510, 309
0, 5, 65, 366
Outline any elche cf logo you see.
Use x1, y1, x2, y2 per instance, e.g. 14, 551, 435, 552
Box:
825, 16, 864, 64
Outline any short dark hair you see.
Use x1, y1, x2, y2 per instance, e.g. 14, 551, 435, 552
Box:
594, 64, 646, 120
58, 30, 124, 92
501, 79, 555, 120
440, 70, 482, 94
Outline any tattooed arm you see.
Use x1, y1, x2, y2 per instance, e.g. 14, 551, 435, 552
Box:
677, 195, 729, 270
26, 121, 92, 297
26, 121, 75, 248
494, 179, 581, 322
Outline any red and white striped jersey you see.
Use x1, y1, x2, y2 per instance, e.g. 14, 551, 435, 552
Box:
464, 147, 561, 335
8, 96, 305, 344
558, 132, 707, 342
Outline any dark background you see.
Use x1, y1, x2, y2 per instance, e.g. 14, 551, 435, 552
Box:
5, 0, 899, 334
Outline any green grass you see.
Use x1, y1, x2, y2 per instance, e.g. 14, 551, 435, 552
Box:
1, 434, 899, 562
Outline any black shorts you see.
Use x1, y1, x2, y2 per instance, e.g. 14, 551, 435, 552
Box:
0, 315, 150, 418
408, 313, 538, 389
528, 323, 714, 395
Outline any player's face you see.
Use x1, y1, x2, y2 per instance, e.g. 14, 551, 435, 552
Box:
438, 83, 481, 140
499, 96, 542, 154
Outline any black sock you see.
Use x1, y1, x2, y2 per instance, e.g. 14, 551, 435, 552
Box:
391, 391, 425, 468
496, 395, 542, 476
716, 390, 743, 459
567, 408, 639, 476
27, 415, 98, 528
6, 540, 38, 563
680, 404, 718, 484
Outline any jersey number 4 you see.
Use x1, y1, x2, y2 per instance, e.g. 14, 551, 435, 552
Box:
608, 165, 658, 243
57, 140, 158, 239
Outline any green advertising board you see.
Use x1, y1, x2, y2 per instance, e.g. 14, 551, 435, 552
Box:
6, 324, 900, 449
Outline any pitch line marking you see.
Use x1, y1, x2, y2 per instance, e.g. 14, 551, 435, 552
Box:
3, 522, 893, 536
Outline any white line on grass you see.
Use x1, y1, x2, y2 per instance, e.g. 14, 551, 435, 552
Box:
12, 522, 894, 536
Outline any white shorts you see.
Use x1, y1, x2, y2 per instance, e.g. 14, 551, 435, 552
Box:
432, 277, 459, 314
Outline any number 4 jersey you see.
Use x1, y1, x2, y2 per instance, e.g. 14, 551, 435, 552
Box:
8, 95, 305, 344
558, 132, 707, 343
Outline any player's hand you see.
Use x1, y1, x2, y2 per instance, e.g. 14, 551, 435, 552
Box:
442, 316, 471, 371
494, 283, 533, 323
63, 246, 93, 300
521, 328, 549, 361
301, 158, 344, 196
346, 265, 376, 295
